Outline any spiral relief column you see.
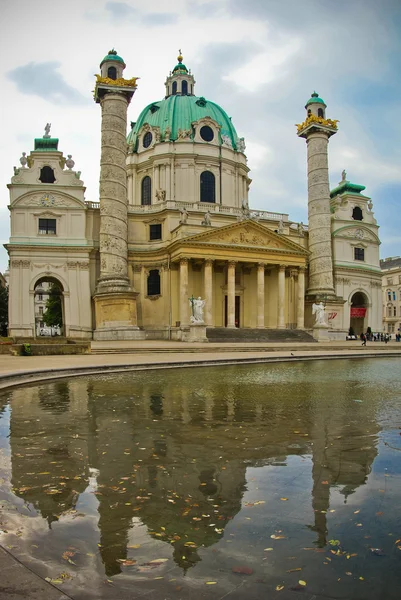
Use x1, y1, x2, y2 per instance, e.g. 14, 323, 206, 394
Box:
297, 92, 338, 300
93, 50, 144, 340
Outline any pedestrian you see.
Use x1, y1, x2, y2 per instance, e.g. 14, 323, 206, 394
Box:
361, 333, 366, 346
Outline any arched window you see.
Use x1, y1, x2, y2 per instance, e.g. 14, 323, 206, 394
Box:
107, 66, 117, 80
172, 81, 177, 95
200, 171, 215, 203
147, 269, 160, 296
39, 166, 55, 183
352, 206, 363, 220
182, 80, 188, 95
307, 109, 311, 117
141, 176, 152, 205
318, 108, 324, 118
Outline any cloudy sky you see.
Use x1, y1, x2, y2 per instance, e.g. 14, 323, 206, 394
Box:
1, 0, 401, 273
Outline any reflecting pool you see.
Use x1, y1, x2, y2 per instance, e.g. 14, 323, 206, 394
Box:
0, 358, 401, 599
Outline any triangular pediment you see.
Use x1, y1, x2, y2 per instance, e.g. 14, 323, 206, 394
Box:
178, 220, 308, 255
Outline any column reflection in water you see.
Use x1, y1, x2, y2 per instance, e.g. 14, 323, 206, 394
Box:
3, 359, 384, 584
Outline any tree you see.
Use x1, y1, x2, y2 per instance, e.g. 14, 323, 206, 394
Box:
43, 284, 63, 327
0, 286, 8, 336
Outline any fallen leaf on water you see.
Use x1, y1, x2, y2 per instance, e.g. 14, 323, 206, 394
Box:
271, 535, 286, 540
127, 544, 141, 549
205, 581, 217, 585
117, 559, 136, 566
299, 580, 307, 586
287, 568, 302, 573
329, 539, 341, 546
149, 558, 168, 564
276, 585, 284, 591
264, 548, 273, 552
359, 577, 364, 581
280, 498, 288, 501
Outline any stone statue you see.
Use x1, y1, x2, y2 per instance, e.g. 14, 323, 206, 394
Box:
179, 207, 188, 224
277, 219, 284, 234
189, 296, 205, 323
202, 210, 211, 226
298, 221, 305, 236
221, 134, 232, 148
155, 189, 166, 202
177, 128, 191, 140
164, 126, 171, 141
237, 137, 246, 153
312, 302, 327, 326
44, 123, 51, 138
341, 169, 347, 182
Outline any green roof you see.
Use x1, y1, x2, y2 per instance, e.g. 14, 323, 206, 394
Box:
100, 50, 125, 67
305, 91, 326, 107
34, 138, 59, 151
172, 63, 188, 73
127, 95, 240, 151
330, 179, 366, 198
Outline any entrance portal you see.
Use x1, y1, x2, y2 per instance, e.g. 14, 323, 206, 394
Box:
350, 291, 368, 336
34, 278, 64, 337
224, 296, 240, 328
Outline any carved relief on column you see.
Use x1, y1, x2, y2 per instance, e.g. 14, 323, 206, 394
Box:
179, 258, 189, 326
98, 92, 131, 289
306, 132, 334, 295
204, 259, 214, 327
277, 264, 286, 329
227, 260, 237, 328
297, 266, 306, 329
256, 262, 265, 329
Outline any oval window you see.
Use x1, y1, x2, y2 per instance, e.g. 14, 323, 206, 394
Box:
143, 132, 153, 148
200, 126, 214, 142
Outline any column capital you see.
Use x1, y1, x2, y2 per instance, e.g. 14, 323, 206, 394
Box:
290, 268, 298, 278
204, 258, 214, 266
179, 257, 189, 266
298, 265, 307, 273
227, 260, 237, 268
278, 264, 287, 272
257, 262, 266, 269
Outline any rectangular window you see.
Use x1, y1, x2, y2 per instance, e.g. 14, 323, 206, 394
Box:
38, 294, 43, 301
39, 306, 43, 315
354, 247, 365, 261
39, 218, 56, 235
149, 224, 162, 240
394, 306, 397, 317
388, 291, 392, 301
393, 291, 396, 301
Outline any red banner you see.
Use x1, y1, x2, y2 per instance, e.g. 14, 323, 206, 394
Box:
350, 307, 366, 318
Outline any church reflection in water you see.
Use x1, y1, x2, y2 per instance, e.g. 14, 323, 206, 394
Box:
7, 364, 380, 576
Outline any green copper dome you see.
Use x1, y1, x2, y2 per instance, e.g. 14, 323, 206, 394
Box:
173, 63, 188, 73
127, 95, 240, 151
305, 91, 326, 107
100, 49, 125, 67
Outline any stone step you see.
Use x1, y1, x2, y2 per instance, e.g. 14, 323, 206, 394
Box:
206, 328, 316, 343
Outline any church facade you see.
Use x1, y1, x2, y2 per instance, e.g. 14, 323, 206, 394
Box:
5, 51, 382, 341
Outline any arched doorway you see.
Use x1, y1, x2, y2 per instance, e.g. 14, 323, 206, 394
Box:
34, 277, 64, 337
349, 291, 368, 335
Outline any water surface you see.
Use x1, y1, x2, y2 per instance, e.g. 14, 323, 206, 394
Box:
0, 358, 400, 599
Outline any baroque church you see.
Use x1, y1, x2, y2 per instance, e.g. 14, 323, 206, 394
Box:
6, 50, 383, 341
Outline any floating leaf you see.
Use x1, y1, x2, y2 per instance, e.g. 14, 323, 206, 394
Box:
329, 539, 341, 546
149, 558, 168, 564
280, 498, 288, 501
264, 548, 273, 552
287, 568, 302, 573
299, 580, 307, 586
276, 585, 284, 591
271, 534, 286, 540
205, 581, 217, 585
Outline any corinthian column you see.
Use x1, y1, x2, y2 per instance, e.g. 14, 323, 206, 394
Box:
256, 263, 265, 328
204, 259, 213, 326
297, 267, 305, 329
277, 265, 286, 328
227, 261, 236, 328
180, 258, 189, 326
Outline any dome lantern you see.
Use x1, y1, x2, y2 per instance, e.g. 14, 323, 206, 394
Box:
165, 50, 196, 98
305, 91, 327, 119
100, 48, 126, 80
